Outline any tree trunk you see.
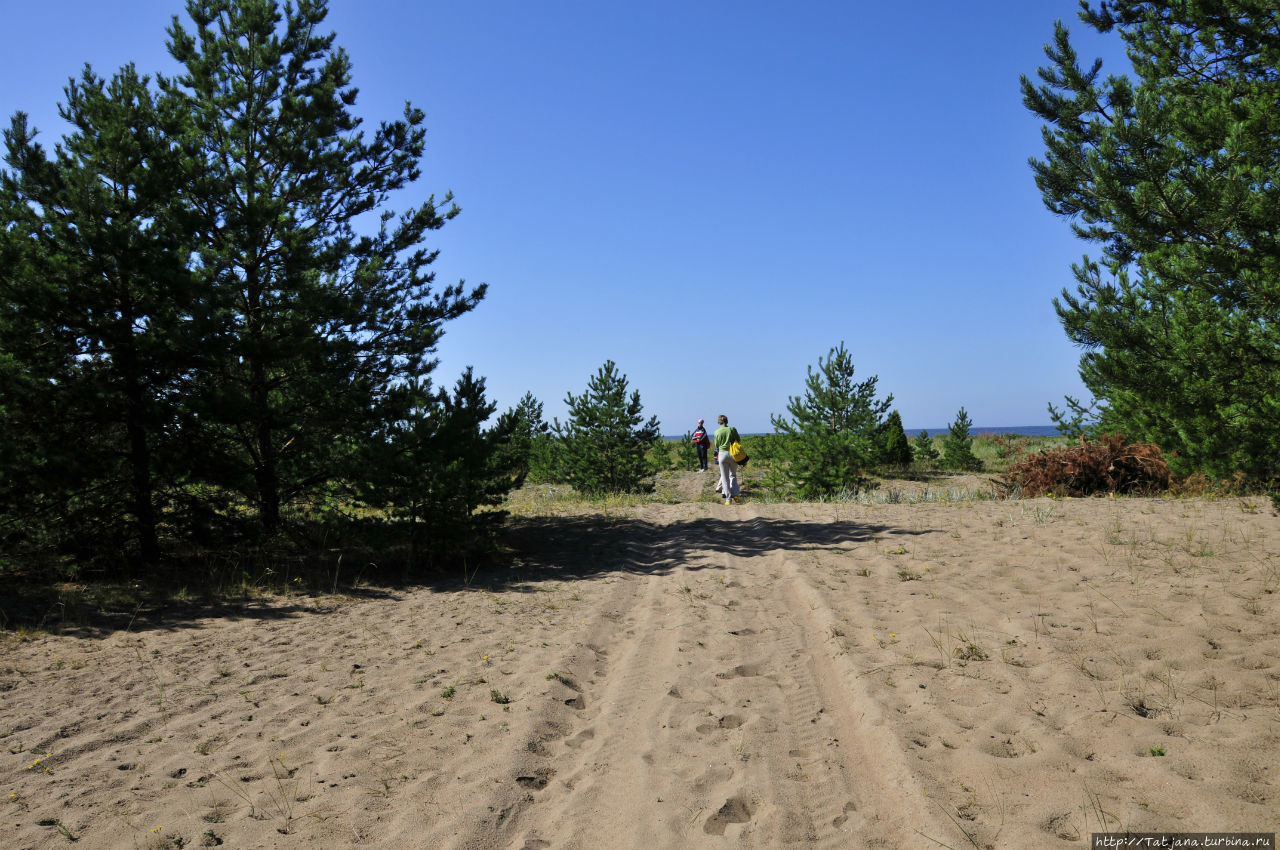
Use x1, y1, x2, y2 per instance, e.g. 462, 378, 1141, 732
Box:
117, 336, 161, 566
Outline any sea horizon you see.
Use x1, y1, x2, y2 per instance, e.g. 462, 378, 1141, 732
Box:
664, 425, 1062, 440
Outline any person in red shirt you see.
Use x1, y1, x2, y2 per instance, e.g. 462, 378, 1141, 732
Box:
691, 419, 712, 471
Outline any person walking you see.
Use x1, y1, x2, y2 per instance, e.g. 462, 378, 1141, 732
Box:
691, 419, 711, 472
713, 414, 741, 505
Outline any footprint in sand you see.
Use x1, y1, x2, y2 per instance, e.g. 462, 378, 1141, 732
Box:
515, 767, 555, 790
716, 663, 763, 680
565, 729, 595, 749
703, 796, 753, 835
697, 714, 746, 734
981, 736, 1033, 759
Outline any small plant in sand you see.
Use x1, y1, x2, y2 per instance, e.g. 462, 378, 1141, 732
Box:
264, 753, 304, 834
489, 689, 511, 705
950, 627, 987, 662
24, 751, 53, 773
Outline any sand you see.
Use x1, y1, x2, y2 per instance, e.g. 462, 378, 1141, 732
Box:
2, 475, 1278, 848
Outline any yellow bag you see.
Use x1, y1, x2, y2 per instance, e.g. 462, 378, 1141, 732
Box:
729, 440, 747, 463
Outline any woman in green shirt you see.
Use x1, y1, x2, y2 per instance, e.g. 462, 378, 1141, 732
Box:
713, 414, 741, 504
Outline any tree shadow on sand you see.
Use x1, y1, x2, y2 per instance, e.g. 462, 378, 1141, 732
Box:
0, 513, 937, 635
438, 513, 939, 591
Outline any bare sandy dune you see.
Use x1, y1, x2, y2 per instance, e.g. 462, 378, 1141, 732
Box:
2, 477, 1278, 848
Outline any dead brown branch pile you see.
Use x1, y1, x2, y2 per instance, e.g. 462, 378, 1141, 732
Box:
1002, 433, 1170, 497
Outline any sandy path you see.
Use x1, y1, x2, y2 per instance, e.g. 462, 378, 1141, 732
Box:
452, 506, 947, 848
2, 487, 1277, 849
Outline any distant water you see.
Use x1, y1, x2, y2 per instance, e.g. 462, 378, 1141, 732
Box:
906, 425, 1061, 438
664, 425, 1061, 440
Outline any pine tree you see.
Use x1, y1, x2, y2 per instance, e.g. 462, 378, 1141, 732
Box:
552, 361, 661, 495
369, 369, 518, 569
1, 64, 199, 566
675, 431, 700, 470
941, 407, 983, 472
877, 410, 913, 468
164, 0, 482, 533
769, 343, 892, 498
911, 429, 940, 468
497, 392, 549, 480
1022, 2, 1280, 478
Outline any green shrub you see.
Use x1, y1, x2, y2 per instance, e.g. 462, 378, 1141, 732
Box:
525, 433, 562, 484
550, 360, 662, 495
941, 407, 983, 472
647, 438, 678, 473
768, 343, 893, 498
877, 411, 913, 468
675, 432, 700, 470
912, 429, 940, 468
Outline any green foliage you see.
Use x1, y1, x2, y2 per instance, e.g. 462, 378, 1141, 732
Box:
912, 429, 940, 468
495, 392, 549, 480
941, 407, 983, 472
769, 343, 892, 498
551, 361, 662, 495
165, 0, 483, 533
1022, 2, 1280, 479
676, 432, 701, 470
743, 432, 798, 465
366, 369, 520, 569
525, 433, 562, 485
2, 63, 199, 566
1, 0, 492, 572
877, 411, 913, 468
646, 439, 678, 474
1047, 395, 1104, 440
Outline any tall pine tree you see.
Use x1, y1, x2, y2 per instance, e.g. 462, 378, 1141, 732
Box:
164, 0, 482, 533
1023, 1, 1280, 478
1, 64, 199, 566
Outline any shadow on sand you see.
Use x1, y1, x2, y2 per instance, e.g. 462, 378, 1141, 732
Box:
459, 512, 937, 590
0, 512, 937, 637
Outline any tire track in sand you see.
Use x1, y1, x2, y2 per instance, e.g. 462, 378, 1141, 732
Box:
451, 506, 950, 848
512, 535, 701, 849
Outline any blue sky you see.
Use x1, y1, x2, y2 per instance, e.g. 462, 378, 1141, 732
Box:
1, 1, 1133, 434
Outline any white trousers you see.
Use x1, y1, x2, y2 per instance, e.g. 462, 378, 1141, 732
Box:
718, 451, 740, 499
